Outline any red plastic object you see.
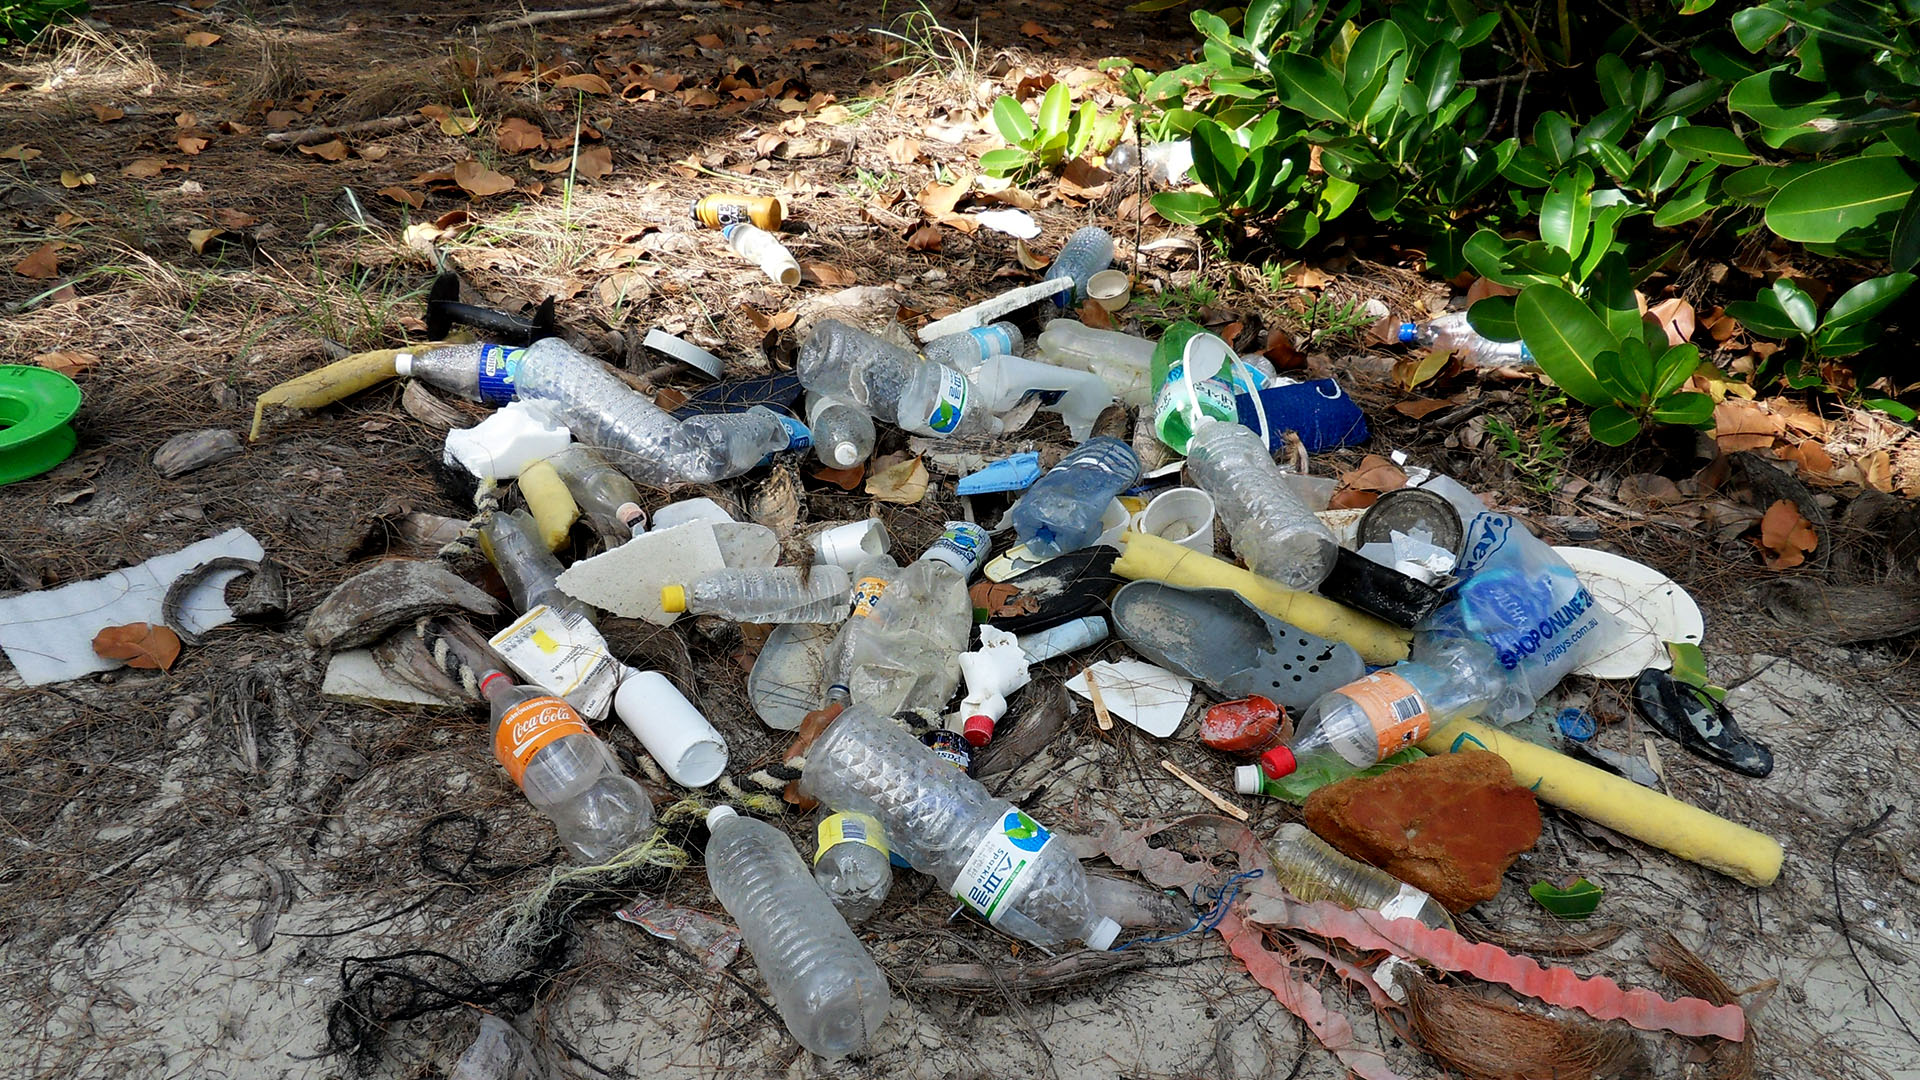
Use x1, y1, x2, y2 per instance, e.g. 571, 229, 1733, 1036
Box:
1260, 745, 1298, 779
1201, 695, 1286, 754
962, 713, 994, 747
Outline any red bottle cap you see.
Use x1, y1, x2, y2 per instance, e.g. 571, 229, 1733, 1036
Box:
963, 714, 994, 747
1260, 745, 1298, 779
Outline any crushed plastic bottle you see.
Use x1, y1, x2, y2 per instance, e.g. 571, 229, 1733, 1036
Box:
798, 320, 997, 438
1043, 226, 1116, 309
1034, 320, 1157, 406
800, 705, 1122, 949
821, 523, 987, 717
482, 671, 653, 863
1397, 312, 1535, 367
542, 444, 646, 544
661, 565, 852, 623
805, 393, 876, 470
704, 806, 891, 1059
1263, 822, 1456, 931
723, 222, 801, 286
1009, 437, 1142, 558
813, 811, 893, 923
1184, 421, 1339, 591
481, 509, 593, 621
922, 322, 1023, 372
1104, 139, 1193, 185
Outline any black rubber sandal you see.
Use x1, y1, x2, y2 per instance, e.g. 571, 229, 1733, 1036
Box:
1631, 668, 1774, 778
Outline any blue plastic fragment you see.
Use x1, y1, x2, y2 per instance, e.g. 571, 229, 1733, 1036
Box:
957, 451, 1043, 495
1556, 706, 1598, 742
1234, 378, 1369, 452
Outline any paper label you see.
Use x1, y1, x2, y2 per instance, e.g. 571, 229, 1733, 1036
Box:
952, 810, 1052, 926
849, 576, 890, 617
968, 324, 1014, 359
924, 365, 970, 434
493, 695, 590, 786
1339, 669, 1431, 759
475, 344, 523, 404
489, 605, 620, 719
814, 812, 888, 865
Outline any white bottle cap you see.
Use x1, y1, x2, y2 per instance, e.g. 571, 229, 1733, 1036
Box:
705, 805, 737, 830
1234, 764, 1264, 796
394, 352, 414, 376
1085, 916, 1122, 951
831, 440, 862, 468
616, 668, 729, 787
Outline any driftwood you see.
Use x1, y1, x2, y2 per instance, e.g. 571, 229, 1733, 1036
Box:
1755, 579, 1920, 643
478, 0, 719, 34
905, 948, 1150, 996
263, 113, 424, 148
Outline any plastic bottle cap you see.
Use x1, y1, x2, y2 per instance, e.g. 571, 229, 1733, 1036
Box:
1233, 763, 1264, 795
962, 714, 994, 747
660, 585, 688, 613
1085, 916, 1122, 951
704, 805, 737, 830
832, 440, 861, 467
393, 352, 414, 376
617, 502, 646, 529
1397, 322, 1417, 344
1260, 746, 1298, 779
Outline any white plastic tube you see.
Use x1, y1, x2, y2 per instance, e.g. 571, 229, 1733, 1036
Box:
615, 668, 728, 786
724, 223, 801, 286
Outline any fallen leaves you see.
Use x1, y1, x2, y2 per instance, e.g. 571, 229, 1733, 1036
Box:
93, 622, 182, 671
182, 31, 221, 47
176, 134, 209, 155
0, 144, 42, 162
574, 145, 614, 180
453, 160, 515, 198
1757, 499, 1817, 569
31, 350, 99, 376
1711, 398, 1786, 452
402, 208, 473, 251
740, 306, 796, 332
885, 135, 921, 165
1392, 347, 1452, 392
905, 223, 943, 252
186, 228, 230, 254
866, 454, 929, 504
91, 104, 125, 122
13, 242, 63, 279
297, 138, 348, 162
801, 261, 855, 286
378, 185, 425, 208
1329, 455, 1409, 509
1648, 297, 1696, 347
421, 105, 483, 136
122, 157, 184, 177
555, 72, 612, 95
59, 170, 96, 189
497, 117, 544, 154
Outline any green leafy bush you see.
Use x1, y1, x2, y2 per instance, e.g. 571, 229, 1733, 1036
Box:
1, 0, 86, 42
982, 84, 1123, 180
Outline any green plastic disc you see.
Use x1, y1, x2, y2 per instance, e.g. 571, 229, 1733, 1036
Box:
0, 364, 83, 486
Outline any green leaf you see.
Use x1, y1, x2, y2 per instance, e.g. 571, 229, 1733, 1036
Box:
1515, 283, 1619, 407
1721, 163, 1782, 205
1319, 174, 1360, 219
1577, 204, 1635, 284
1862, 397, 1920, 422
1463, 228, 1523, 286
1894, 187, 1920, 272
1596, 53, 1632, 111
1731, 6, 1789, 51
978, 147, 1032, 176
1651, 391, 1715, 426
1467, 296, 1520, 341
1725, 296, 1803, 339
1729, 67, 1867, 133
1592, 347, 1648, 406
1578, 107, 1635, 152
1036, 83, 1072, 141
1364, 175, 1403, 219
1540, 165, 1593, 256
1678, 0, 1715, 13
1823, 273, 1918, 330
1589, 252, 1643, 340
991, 96, 1035, 145
1652, 343, 1702, 399
1502, 146, 1554, 188
1588, 405, 1643, 445
1189, 119, 1244, 203
1651, 173, 1714, 227
1343, 20, 1406, 99
1633, 62, 1666, 113
1149, 191, 1224, 225
1691, 43, 1761, 83
1414, 41, 1461, 114
1535, 111, 1574, 166
1529, 878, 1604, 920
1244, 0, 1285, 53
1664, 126, 1755, 165
1650, 78, 1726, 120
1666, 641, 1711, 690
1363, 51, 1412, 125
1273, 53, 1351, 123
1067, 102, 1096, 161
1812, 321, 1879, 357
1771, 278, 1818, 334
1451, 10, 1500, 47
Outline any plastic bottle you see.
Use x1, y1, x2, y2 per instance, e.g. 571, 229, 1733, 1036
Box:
481, 671, 654, 863
691, 193, 783, 231
402, 340, 797, 488
1151, 322, 1261, 454
797, 320, 918, 423
542, 444, 646, 544
1248, 637, 1505, 783
1184, 421, 1339, 591
723, 223, 801, 287
799, 705, 1122, 949
480, 509, 593, 621
1034, 320, 1157, 406
661, 565, 853, 624
1009, 437, 1142, 558
896, 356, 998, 439
1263, 822, 1456, 931
1397, 312, 1534, 367
703, 806, 891, 1059
969, 355, 1116, 442
1043, 226, 1116, 309
805, 393, 876, 470
821, 522, 986, 717
1104, 140, 1193, 185
813, 811, 893, 922
922, 322, 1023, 373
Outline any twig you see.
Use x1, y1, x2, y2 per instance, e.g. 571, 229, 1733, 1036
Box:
1831, 806, 1920, 1050
479, 0, 719, 34
1084, 667, 1113, 731
1161, 760, 1250, 822
263, 113, 423, 148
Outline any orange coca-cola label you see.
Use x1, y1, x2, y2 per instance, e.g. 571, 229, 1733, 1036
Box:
494, 696, 590, 786
1339, 670, 1431, 759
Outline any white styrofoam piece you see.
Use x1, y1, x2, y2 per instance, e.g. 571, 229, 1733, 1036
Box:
0, 528, 264, 686
557, 521, 727, 624
1066, 659, 1194, 738
973, 208, 1041, 239
651, 497, 735, 532
918, 277, 1073, 341
1555, 545, 1705, 679
712, 522, 779, 569
322, 649, 464, 707
442, 399, 570, 480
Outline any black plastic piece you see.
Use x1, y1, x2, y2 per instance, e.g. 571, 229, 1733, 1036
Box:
977, 548, 1122, 635
1317, 546, 1449, 629
1632, 668, 1774, 778
425, 271, 558, 345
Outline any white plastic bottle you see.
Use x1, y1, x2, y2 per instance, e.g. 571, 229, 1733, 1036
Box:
805, 393, 876, 470
1008, 437, 1141, 557
969, 354, 1116, 442
704, 806, 891, 1059
482, 671, 653, 862
1043, 226, 1116, 309
800, 706, 1121, 949
1184, 421, 1339, 591
1264, 823, 1457, 931
1034, 320, 1157, 406
1398, 312, 1535, 368
813, 811, 893, 923
922, 322, 1023, 372
542, 444, 646, 543
660, 566, 853, 624
822, 523, 986, 717
723, 223, 801, 286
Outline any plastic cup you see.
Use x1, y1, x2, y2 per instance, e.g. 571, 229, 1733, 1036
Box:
1094, 498, 1133, 549
1134, 487, 1215, 554
1087, 270, 1131, 311
811, 519, 890, 569
615, 668, 728, 787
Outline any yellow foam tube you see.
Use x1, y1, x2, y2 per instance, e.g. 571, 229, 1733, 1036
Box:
1423, 717, 1784, 887
249, 348, 412, 441
518, 461, 578, 551
1111, 531, 1411, 665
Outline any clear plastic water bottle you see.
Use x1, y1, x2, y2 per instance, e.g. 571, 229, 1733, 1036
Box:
800, 706, 1122, 949
1009, 437, 1141, 558
1105, 139, 1193, 185
797, 320, 918, 423
660, 566, 852, 623
821, 523, 985, 716
1184, 421, 1339, 591
896, 357, 997, 439
542, 444, 646, 544
1247, 637, 1504, 784
480, 509, 593, 621
481, 671, 653, 862
703, 806, 891, 1059
397, 343, 522, 404
813, 811, 893, 923
1034, 320, 1157, 405
805, 393, 876, 470
922, 322, 1023, 373
1398, 312, 1535, 367
1043, 226, 1116, 309
1263, 822, 1456, 931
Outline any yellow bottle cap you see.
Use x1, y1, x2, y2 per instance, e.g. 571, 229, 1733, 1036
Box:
660, 585, 688, 613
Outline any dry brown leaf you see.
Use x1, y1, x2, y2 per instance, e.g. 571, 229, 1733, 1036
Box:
1057, 158, 1113, 199
1392, 397, 1458, 419
121, 157, 170, 177
1777, 440, 1834, 477
885, 135, 921, 166
176, 134, 209, 155
693, 32, 725, 49
1766, 397, 1828, 438
438, 112, 483, 136
815, 103, 853, 125
1290, 264, 1335, 289
1330, 454, 1408, 509
0, 144, 41, 162
59, 170, 96, 189
1858, 449, 1893, 493
1020, 20, 1062, 45
740, 306, 797, 332
1756, 499, 1817, 569
183, 31, 221, 47
555, 72, 612, 95
186, 228, 228, 253
681, 87, 721, 108
866, 454, 929, 504
432, 209, 473, 230
356, 144, 389, 161
176, 112, 198, 128
91, 104, 124, 123
454, 160, 515, 198
974, 175, 1040, 209
917, 176, 970, 219
378, 185, 425, 208
497, 117, 544, 154
574, 145, 614, 180
1464, 276, 1517, 304
1013, 238, 1049, 270
31, 350, 98, 376
264, 109, 299, 129
1392, 347, 1452, 391
1711, 398, 1784, 452
1078, 299, 1114, 330
53, 211, 85, 227
811, 462, 865, 490
905, 223, 943, 252
1648, 297, 1696, 347
13, 242, 61, 279
93, 622, 182, 670
801, 261, 855, 286
1263, 325, 1308, 371
529, 155, 572, 174
297, 138, 347, 162
213, 207, 257, 228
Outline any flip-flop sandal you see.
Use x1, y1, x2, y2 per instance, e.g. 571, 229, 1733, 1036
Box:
1109, 580, 1364, 711
1631, 668, 1774, 778
973, 547, 1122, 635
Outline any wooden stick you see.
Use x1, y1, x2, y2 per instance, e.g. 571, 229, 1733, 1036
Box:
1160, 759, 1249, 821
263, 114, 423, 148
479, 0, 718, 34
1083, 667, 1113, 731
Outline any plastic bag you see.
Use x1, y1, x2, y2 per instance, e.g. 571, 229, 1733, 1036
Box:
1417, 513, 1616, 724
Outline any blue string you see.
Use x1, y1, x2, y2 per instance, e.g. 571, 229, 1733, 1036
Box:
1113, 869, 1265, 950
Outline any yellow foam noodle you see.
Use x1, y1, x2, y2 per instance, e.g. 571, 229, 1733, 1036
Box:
249, 348, 413, 441
518, 461, 578, 551
1111, 530, 1411, 665
1422, 717, 1784, 887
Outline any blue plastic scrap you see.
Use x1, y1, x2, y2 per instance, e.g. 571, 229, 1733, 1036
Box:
956, 451, 1043, 495
1234, 378, 1369, 453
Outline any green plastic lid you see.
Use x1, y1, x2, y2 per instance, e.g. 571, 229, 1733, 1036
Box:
0, 364, 82, 486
